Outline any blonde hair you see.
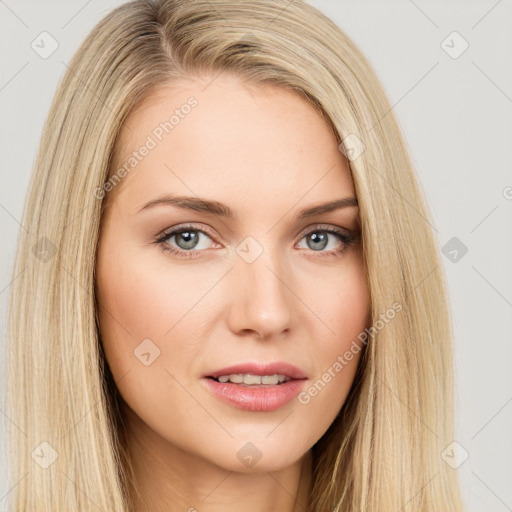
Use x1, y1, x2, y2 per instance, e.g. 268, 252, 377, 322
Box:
6, 0, 464, 510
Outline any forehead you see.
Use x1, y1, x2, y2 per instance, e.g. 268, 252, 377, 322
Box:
107, 74, 354, 215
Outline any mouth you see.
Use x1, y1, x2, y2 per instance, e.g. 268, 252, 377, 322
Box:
201, 361, 308, 412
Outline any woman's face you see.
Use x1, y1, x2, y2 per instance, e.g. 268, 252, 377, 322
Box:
95, 74, 370, 474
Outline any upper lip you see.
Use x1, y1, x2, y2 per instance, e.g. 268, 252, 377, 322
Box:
205, 361, 308, 380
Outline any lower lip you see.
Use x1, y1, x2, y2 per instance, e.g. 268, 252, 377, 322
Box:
201, 377, 307, 412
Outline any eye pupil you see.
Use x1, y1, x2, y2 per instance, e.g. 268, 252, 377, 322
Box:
176, 230, 199, 250
308, 231, 328, 251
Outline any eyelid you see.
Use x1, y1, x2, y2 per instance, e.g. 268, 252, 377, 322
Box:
155, 222, 220, 244
154, 221, 358, 257
295, 222, 352, 240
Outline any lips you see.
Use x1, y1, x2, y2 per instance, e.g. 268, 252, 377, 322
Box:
201, 361, 309, 412
205, 361, 308, 380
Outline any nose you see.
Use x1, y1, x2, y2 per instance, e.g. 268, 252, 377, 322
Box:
226, 245, 294, 340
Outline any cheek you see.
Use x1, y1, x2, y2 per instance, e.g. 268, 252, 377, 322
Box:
95, 241, 224, 387
298, 254, 370, 426
95, 244, 211, 431
312, 248, 370, 349
96, 243, 203, 342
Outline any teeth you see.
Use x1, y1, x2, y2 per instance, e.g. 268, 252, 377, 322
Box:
216, 373, 289, 385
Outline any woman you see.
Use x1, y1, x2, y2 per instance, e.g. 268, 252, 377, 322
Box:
6, 0, 464, 510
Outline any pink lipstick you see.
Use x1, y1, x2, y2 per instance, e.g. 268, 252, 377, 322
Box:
201, 361, 308, 412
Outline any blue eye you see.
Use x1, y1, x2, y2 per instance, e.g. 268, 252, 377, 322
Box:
155, 225, 216, 258
297, 228, 354, 255
154, 223, 357, 259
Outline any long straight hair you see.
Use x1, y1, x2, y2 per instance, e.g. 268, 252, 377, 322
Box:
6, 0, 464, 510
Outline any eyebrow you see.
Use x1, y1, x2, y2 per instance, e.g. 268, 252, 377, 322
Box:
137, 194, 358, 219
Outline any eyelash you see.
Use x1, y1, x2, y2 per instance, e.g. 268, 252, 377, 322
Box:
153, 223, 358, 259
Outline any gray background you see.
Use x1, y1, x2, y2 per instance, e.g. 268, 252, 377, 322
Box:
1, 1, 511, 510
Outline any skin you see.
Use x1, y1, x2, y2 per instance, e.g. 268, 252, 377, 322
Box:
95, 73, 371, 512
